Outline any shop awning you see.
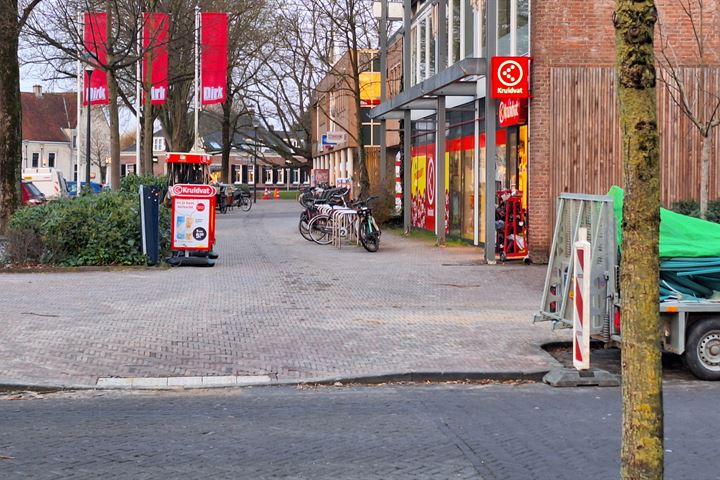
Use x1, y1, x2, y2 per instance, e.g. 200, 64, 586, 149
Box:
368, 57, 487, 120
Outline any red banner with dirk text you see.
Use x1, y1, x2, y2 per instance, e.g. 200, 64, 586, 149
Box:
143, 13, 169, 105
83, 12, 109, 106
200, 12, 228, 105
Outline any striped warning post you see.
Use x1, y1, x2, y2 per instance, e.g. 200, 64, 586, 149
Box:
573, 227, 591, 370
395, 153, 402, 213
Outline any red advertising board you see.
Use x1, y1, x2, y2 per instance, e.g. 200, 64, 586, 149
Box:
83, 12, 109, 106
200, 12, 228, 105
171, 184, 216, 251
491, 56, 531, 99
143, 13, 169, 105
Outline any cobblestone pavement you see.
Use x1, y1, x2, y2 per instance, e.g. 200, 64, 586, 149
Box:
0, 201, 567, 387
1, 382, 718, 479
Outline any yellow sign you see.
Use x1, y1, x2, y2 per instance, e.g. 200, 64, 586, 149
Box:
359, 71, 381, 106
411, 154, 426, 197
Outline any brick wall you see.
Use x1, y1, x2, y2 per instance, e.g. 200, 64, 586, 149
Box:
529, 0, 720, 261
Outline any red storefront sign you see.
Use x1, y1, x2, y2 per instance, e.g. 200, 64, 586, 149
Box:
498, 99, 528, 127
491, 56, 531, 99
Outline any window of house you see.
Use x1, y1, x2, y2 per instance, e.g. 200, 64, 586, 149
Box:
73, 164, 78, 181
361, 117, 381, 147
153, 137, 165, 152
72, 135, 77, 149
276, 168, 285, 184
48, 152, 56, 168
247, 165, 255, 184
293, 168, 301, 185
302, 170, 310, 184
31, 152, 39, 168
265, 168, 273, 184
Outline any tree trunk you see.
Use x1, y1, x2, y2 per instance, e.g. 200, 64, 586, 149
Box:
614, 2, 664, 479
349, 50, 369, 198
221, 98, 231, 184
700, 133, 711, 219
0, 1, 21, 234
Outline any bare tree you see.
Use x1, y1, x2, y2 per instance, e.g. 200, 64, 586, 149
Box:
657, 0, 720, 219
614, 1, 664, 478
0, 0, 43, 233
89, 110, 110, 183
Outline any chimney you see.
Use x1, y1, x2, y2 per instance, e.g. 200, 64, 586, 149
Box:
33, 85, 42, 97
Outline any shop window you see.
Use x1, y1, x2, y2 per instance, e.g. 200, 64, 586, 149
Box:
31, 152, 39, 168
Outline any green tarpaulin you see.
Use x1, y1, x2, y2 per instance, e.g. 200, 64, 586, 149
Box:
608, 185, 720, 258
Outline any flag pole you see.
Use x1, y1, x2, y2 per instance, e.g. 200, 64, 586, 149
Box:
193, 5, 200, 150
135, 7, 142, 175
76, 11, 82, 185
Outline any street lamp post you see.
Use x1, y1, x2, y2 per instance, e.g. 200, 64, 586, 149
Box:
84, 64, 95, 192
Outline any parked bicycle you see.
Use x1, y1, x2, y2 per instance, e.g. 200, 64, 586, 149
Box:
306, 196, 381, 252
299, 188, 349, 242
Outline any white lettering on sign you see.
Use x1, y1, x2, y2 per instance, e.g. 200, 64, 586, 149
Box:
203, 86, 224, 101
151, 86, 166, 101
498, 100, 520, 124
496, 87, 526, 95
86, 87, 107, 102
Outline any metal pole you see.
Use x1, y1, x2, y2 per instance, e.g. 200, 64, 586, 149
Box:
436, 0, 447, 244
402, 0, 412, 234
253, 126, 258, 203
135, 7, 142, 175
85, 69, 93, 190
379, 0, 387, 186
193, 5, 200, 150
76, 11, 82, 183
485, 0, 498, 264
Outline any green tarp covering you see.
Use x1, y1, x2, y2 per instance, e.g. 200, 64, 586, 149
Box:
608, 185, 720, 258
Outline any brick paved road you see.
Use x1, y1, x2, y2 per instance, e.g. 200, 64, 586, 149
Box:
1, 382, 718, 479
0, 201, 566, 387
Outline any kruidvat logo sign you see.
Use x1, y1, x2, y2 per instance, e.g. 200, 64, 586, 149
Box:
491, 56, 532, 99
498, 98, 527, 127
172, 184, 216, 198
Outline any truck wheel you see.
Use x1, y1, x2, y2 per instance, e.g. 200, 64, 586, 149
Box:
684, 318, 720, 381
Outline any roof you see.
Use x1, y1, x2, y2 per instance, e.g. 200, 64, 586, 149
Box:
21, 91, 77, 143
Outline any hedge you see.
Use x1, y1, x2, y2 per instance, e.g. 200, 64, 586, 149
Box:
7, 176, 170, 266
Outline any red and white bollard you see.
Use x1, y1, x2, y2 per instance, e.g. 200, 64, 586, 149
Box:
573, 227, 591, 371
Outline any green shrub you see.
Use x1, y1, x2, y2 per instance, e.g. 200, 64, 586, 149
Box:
120, 174, 169, 195
669, 199, 700, 218
707, 200, 720, 224
8, 190, 170, 266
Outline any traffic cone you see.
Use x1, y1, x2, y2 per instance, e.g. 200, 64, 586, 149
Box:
262, 188, 270, 200
273, 188, 280, 199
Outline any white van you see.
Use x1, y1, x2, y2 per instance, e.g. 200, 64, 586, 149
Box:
22, 168, 69, 199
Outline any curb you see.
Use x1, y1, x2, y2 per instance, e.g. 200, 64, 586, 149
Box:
0, 370, 550, 393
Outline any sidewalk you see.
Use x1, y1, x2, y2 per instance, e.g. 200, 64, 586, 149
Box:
0, 201, 568, 389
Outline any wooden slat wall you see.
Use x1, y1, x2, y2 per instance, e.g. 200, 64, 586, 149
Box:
550, 67, 720, 211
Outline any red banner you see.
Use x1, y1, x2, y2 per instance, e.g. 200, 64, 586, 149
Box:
143, 13, 169, 105
200, 12, 228, 105
83, 12, 109, 106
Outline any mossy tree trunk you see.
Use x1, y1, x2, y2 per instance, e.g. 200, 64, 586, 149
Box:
614, 2, 664, 479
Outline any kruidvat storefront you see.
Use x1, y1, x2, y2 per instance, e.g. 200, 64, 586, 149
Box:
408, 98, 528, 256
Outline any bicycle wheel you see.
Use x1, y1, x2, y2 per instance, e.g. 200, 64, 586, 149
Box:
299, 211, 313, 241
359, 217, 380, 252
240, 195, 252, 211
309, 214, 333, 245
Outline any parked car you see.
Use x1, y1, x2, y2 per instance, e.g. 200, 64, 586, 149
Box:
22, 168, 68, 200
21, 181, 47, 206
66, 181, 104, 197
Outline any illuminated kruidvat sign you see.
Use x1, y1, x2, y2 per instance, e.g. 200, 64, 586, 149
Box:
498, 98, 528, 127
171, 184, 216, 198
491, 56, 532, 99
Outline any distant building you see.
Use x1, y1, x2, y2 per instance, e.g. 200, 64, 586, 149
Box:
21, 85, 109, 183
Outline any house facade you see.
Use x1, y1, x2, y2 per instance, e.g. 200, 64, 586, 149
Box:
371, 0, 720, 261
21, 86, 108, 183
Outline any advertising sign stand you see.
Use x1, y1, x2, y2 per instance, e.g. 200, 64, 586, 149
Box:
140, 185, 160, 266
165, 152, 218, 267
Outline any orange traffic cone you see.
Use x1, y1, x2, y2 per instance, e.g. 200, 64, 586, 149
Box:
262, 188, 270, 200
273, 188, 280, 199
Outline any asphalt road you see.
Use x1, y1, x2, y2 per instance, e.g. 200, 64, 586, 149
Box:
1, 382, 718, 479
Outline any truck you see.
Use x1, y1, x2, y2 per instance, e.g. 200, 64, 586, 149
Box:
22, 168, 69, 200
534, 190, 720, 380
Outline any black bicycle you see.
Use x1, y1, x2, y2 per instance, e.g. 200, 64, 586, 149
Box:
233, 188, 252, 212
355, 196, 381, 252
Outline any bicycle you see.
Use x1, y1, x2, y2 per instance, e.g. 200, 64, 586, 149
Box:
299, 188, 348, 242
355, 196, 381, 252
232, 188, 252, 212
